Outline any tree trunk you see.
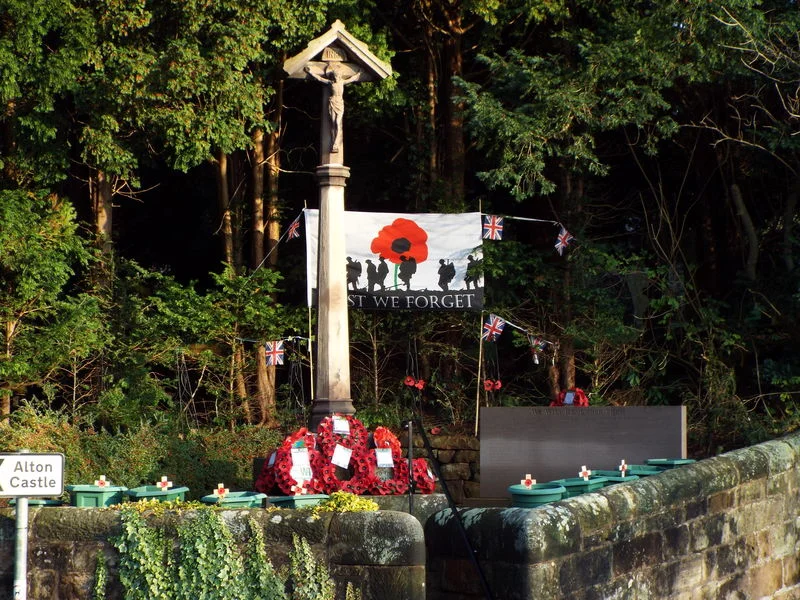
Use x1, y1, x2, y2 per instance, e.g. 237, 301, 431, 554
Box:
1, 100, 18, 183
213, 152, 235, 267
247, 82, 284, 427
0, 392, 9, 420
555, 170, 581, 392
425, 27, 438, 198
89, 169, 114, 289
730, 182, 758, 282
547, 362, 561, 403
560, 263, 576, 390
215, 152, 248, 423
247, 117, 281, 427
249, 127, 270, 426
265, 107, 282, 268
251, 127, 266, 270
255, 344, 278, 426
783, 188, 796, 272
91, 170, 113, 255
442, 31, 465, 208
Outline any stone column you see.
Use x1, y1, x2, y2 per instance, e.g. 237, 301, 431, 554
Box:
311, 164, 354, 428
283, 21, 391, 429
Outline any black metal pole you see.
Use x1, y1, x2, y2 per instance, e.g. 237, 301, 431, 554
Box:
416, 420, 494, 600
407, 419, 414, 515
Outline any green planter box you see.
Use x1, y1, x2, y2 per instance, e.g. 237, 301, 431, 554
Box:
66, 484, 127, 507
269, 494, 329, 509
507, 483, 566, 508
200, 491, 266, 508
626, 464, 666, 477
591, 470, 641, 485
646, 458, 696, 469
124, 486, 189, 503
550, 476, 607, 498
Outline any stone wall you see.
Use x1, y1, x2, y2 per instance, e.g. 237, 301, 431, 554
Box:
0, 508, 425, 600
425, 431, 800, 599
403, 434, 480, 504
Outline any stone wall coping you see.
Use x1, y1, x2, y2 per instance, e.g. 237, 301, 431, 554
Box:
426, 432, 800, 565
0, 506, 425, 568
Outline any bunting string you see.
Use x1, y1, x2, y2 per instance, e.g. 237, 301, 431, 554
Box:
480, 212, 575, 255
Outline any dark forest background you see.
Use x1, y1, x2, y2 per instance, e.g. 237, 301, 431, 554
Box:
2, 0, 800, 460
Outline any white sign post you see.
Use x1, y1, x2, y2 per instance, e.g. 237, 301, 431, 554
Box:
1, 452, 65, 600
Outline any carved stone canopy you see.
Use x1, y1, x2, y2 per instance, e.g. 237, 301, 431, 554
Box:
283, 20, 391, 82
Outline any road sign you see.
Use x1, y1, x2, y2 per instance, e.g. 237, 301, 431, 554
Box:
0, 452, 65, 498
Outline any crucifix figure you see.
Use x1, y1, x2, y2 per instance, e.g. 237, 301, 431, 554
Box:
304, 61, 364, 154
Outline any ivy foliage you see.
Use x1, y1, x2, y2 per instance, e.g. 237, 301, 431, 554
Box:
287, 533, 336, 600
109, 508, 342, 600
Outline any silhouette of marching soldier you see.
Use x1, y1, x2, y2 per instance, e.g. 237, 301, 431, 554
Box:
398, 255, 417, 291
376, 256, 389, 290
365, 259, 379, 292
464, 255, 481, 290
438, 259, 456, 291
346, 256, 362, 290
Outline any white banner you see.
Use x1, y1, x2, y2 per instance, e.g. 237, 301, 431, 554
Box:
304, 210, 483, 311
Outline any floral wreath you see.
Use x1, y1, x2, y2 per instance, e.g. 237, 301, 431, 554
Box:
316, 415, 370, 457
361, 426, 408, 495
316, 415, 382, 494
271, 427, 325, 495
255, 420, 436, 496
256, 429, 312, 494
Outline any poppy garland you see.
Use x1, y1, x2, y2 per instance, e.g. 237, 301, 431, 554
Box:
255, 417, 436, 496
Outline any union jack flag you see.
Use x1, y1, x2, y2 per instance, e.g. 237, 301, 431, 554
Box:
554, 227, 574, 256
287, 216, 301, 240
482, 215, 504, 240
482, 314, 506, 341
264, 340, 285, 366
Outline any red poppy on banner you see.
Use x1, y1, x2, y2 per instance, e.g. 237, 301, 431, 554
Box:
370, 218, 429, 264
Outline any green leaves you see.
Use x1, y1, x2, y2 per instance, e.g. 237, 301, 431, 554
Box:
0, 190, 100, 390
111, 509, 331, 600
287, 533, 336, 600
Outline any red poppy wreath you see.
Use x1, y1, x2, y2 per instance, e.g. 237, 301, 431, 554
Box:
256, 427, 320, 495
257, 419, 437, 496
314, 415, 371, 493
361, 426, 409, 495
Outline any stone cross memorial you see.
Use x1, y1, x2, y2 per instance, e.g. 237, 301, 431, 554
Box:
284, 22, 391, 428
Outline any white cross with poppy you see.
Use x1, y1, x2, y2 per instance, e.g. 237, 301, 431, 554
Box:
618, 459, 628, 478
156, 476, 173, 490
578, 466, 592, 481
94, 475, 108, 488
290, 481, 308, 496
520, 474, 536, 489
212, 483, 229, 499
